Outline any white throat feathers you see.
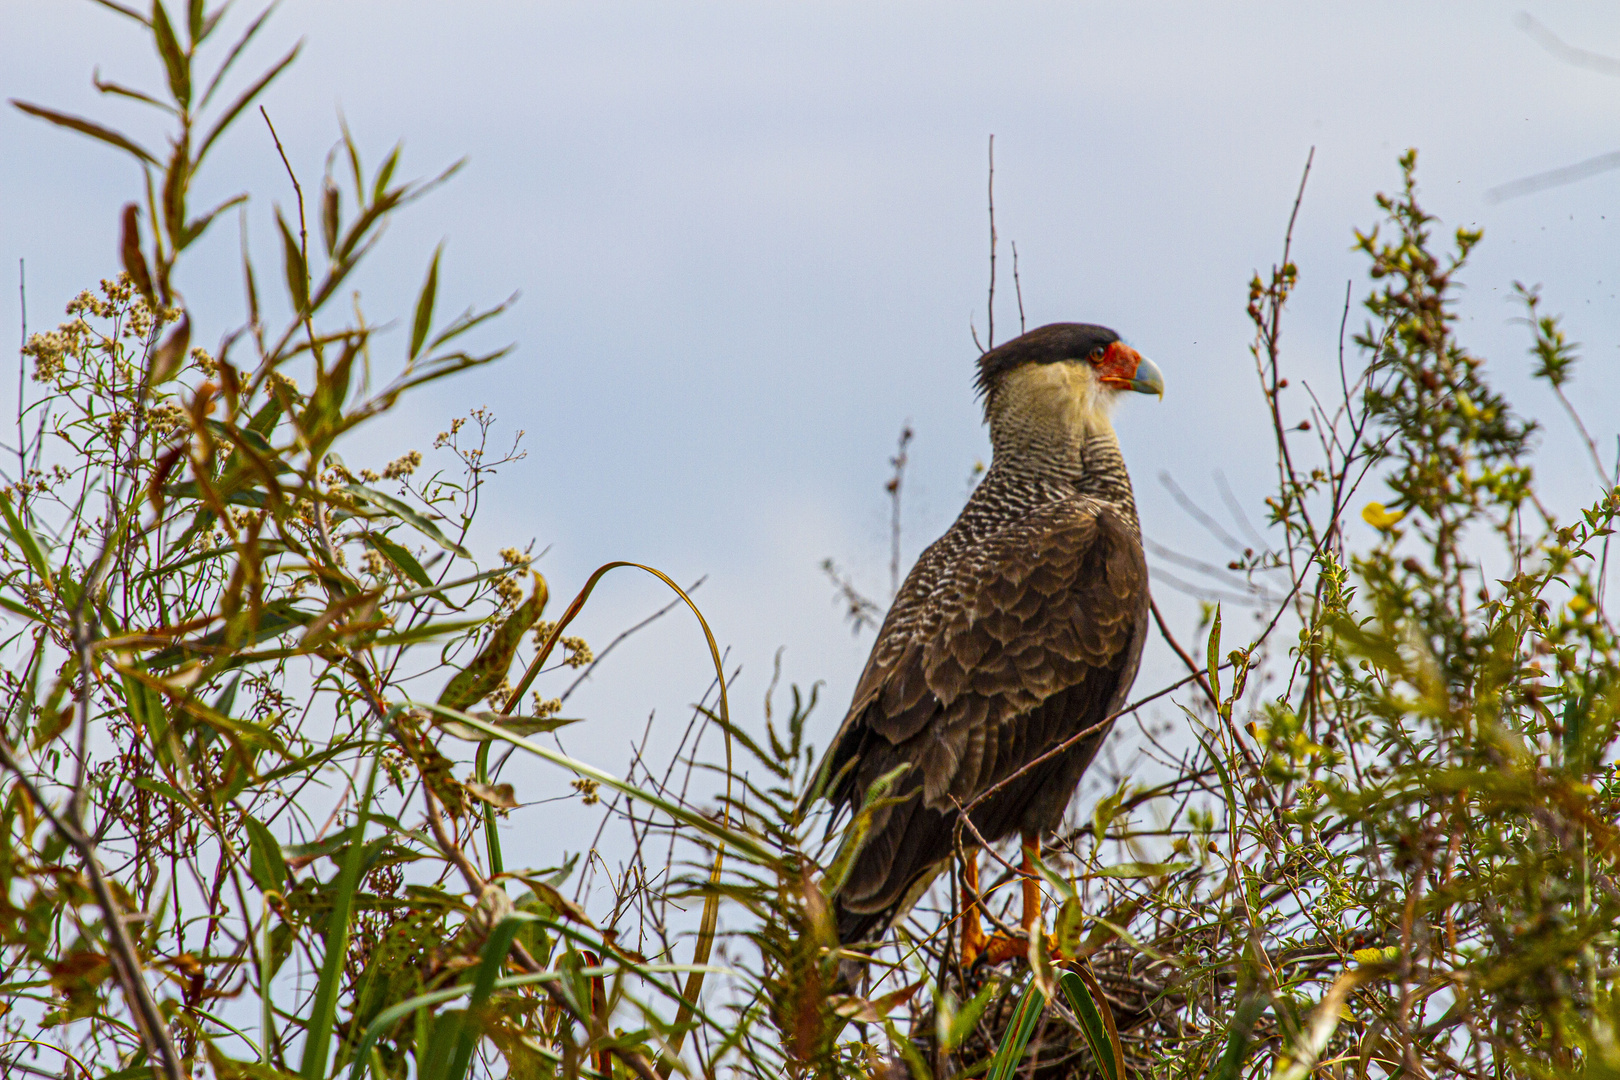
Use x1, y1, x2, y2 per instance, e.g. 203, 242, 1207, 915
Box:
987, 359, 1120, 467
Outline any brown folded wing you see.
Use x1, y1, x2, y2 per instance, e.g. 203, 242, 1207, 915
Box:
823, 498, 1148, 938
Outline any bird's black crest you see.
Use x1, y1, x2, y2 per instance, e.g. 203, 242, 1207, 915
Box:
974, 322, 1121, 404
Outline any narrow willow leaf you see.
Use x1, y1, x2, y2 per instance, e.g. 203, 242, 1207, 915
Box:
943, 978, 1000, 1051
366, 618, 487, 650
372, 143, 400, 202
436, 572, 547, 711
342, 483, 469, 557
1206, 602, 1222, 705
276, 208, 308, 313
1089, 860, 1192, 879
0, 490, 53, 592
433, 713, 580, 742
1208, 993, 1266, 1080
196, 42, 301, 165
361, 531, 433, 588
120, 203, 158, 308
243, 814, 288, 894
441, 915, 530, 1080
1054, 897, 1084, 957
416, 704, 773, 863
199, 2, 275, 108
181, 192, 248, 248
161, 134, 188, 259
146, 313, 190, 390
150, 1, 191, 108
11, 101, 159, 165
320, 178, 340, 256
410, 244, 442, 360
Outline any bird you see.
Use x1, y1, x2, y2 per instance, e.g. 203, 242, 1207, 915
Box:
814, 322, 1162, 966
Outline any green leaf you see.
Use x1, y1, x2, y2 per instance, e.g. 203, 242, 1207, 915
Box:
342, 483, 469, 557
418, 703, 774, 864
11, 100, 159, 165
299, 755, 379, 1080
320, 179, 340, 256
428, 292, 517, 352
373, 143, 400, 203
242, 814, 288, 894
1054, 897, 1084, 958
411, 244, 442, 360
195, 42, 300, 166
1059, 970, 1124, 1080
434, 714, 581, 742
1206, 602, 1222, 705
986, 980, 1045, 1080
1208, 992, 1266, 1080
366, 617, 487, 650
942, 978, 999, 1051
276, 208, 308, 314
132, 776, 194, 807
0, 490, 51, 584
362, 531, 433, 589
1090, 860, 1192, 879
150, 1, 191, 108
436, 573, 547, 711
199, 2, 275, 109
147, 599, 313, 671
146, 313, 190, 389
442, 914, 529, 1080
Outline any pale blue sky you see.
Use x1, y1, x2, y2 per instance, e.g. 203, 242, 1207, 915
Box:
4, 2, 1619, 869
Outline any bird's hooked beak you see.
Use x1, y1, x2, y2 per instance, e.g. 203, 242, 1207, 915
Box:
1096, 342, 1165, 399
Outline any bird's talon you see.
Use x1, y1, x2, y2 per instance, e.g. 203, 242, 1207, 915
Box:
978, 933, 1028, 967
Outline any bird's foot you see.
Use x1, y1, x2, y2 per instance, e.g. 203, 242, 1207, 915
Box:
978, 933, 1026, 967
960, 918, 991, 968
971, 933, 1067, 968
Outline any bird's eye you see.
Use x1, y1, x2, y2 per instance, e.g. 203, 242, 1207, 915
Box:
1088, 346, 1105, 362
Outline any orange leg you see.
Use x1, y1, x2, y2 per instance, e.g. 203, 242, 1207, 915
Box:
1020, 833, 1042, 937
981, 832, 1043, 966
960, 848, 989, 966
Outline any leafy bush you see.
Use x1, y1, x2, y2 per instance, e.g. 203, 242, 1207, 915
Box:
3, 5, 1617, 1080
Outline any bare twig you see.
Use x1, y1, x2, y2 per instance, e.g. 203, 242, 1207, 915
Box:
986, 134, 997, 350
1011, 240, 1026, 336
887, 423, 913, 600
16, 258, 26, 482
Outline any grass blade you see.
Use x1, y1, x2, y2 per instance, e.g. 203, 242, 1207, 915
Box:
440, 915, 528, 1080
298, 753, 380, 1080
1059, 969, 1125, 1080
986, 980, 1045, 1080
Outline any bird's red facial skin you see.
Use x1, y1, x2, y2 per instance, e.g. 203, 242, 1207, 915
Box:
1092, 342, 1143, 389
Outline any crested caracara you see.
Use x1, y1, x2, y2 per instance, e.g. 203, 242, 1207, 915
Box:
817, 322, 1162, 964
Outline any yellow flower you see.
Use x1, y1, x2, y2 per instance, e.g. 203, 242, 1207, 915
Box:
1362, 502, 1405, 530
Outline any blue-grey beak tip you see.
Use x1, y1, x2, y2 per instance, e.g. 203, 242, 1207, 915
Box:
1130, 355, 1165, 399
